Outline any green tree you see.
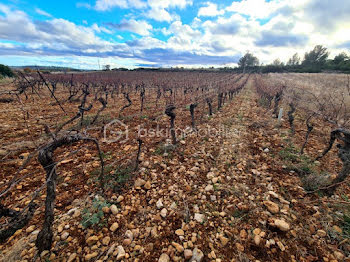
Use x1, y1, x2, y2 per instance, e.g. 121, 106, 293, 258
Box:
272, 59, 284, 67
333, 52, 349, 65
287, 53, 300, 66
238, 52, 259, 70
302, 45, 329, 67
0, 64, 14, 78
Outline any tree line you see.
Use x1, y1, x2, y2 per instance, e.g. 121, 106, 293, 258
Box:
237, 45, 350, 73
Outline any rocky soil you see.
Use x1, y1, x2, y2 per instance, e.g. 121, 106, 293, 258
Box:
1, 79, 349, 261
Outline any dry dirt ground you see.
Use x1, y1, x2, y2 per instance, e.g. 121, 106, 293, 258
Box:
0, 78, 349, 262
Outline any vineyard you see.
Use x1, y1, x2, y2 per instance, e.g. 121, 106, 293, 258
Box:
0, 71, 350, 261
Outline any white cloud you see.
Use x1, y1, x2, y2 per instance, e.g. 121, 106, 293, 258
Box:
147, 0, 192, 10
226, 0, 284, 19
106, 19, 152, 36
146, 7, 173, 22
198, 2, 224, 17
35, 8, 52, 17
145, 0, 192, 22
91, 23, 113, 34
0, 5, 116, 54
94, 0, 146, 11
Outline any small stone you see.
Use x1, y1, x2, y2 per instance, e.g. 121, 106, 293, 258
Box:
135, 178, 146, 188
117, 196, 124, 203
26, 225, 35, 233
175, 229, 184, 236
116, 245, 126, 260
144, 181, 151, 189
158, 253, 170, 262
0, 149, 7, 156
263, 201, 279, 214
40, 250, 49, 257
110, 222, 119, 232
57, 225, 64, 233
317, 230, 327, 237
73, 209, 81, 218
160, 208, 167, 218
277, 241, 285, 251
61, 232, 70, 241
125, 230, 133, 240
334, 251, 344, 260
194, 213, 205, 223
205, 184, 214, 192
180, 140, 186, 145
123, 238, 132, 245
156, 199, 163, 209
102, 236, 110, 245
172, 242, 184, 253
236, 243, 244, 252
333, 225, 342, 234
67, 253, 77, 262
102, 206, 110, 214
219, 235, 229, 246
184, 249, 193, 260
274, 219, 290, 232
85, 252, 98, 260
254, 235, 261, 246
240, 229, 247, 239
86, 236, 99, 246
191, 248, 204, 262
110, 204, 118, 215
253, 228, 261, 235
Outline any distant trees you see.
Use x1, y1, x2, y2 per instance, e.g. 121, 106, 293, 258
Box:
0, 64, 14, 78
302, 45, 329, 68
333, 52, 348, 65
238, 53, 259, 71
255, 45, 350, 73
287, 53, 301, 66
272, 59, 284, 67
103, 65, 111, 71
329, 52, 350, 71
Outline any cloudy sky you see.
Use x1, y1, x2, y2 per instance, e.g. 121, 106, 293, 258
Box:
0, 0, 349, 69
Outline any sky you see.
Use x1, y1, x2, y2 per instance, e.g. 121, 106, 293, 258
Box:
0, 0, 349, 69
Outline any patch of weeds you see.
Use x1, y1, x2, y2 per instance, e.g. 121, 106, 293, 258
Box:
112, 166, 134, 192
90, 163, 134, 192
279, 144, 299, 162
90, 164, 115, 178
203, 137, 209, 142
140, 115, 148, 119
232, 210, 247, 218
279, 144, 315, 175
237, 113, 243, 121
301, 172, 331, 192
71, 113, 113, 129
257, 97, 271, 108
101, 151, 112, 160
213, 184, 218, 191
119, 115, 133, 122
81, 198, 110, 228
342, 212, 350, 239
279, 143, 330, 191
154, 143, 176, 156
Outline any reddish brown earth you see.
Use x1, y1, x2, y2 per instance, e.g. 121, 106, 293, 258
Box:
0, 77, 349, 262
